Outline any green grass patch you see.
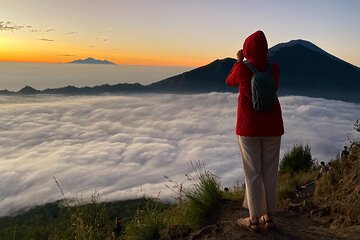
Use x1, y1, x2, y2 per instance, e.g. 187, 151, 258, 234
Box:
221, 180, 245, 202
277, 170, 318, 207
181, 162, 222, 229
0, 198, 165, 240
121, 201, 166, 240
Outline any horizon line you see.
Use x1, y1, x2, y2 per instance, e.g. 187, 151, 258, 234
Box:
0, 59, 202, 68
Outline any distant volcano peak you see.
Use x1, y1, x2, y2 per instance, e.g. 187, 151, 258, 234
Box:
69, 57, 115, 65
269, 39, 342, 63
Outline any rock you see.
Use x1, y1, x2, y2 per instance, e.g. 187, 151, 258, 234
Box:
287, 200, 308, 212
310, 206, 331, 218
288, 203, 302, 212
330, 217, 345, 229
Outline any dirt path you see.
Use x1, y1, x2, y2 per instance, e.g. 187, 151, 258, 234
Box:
189, 210, 360, 240
160, 199, 360, 240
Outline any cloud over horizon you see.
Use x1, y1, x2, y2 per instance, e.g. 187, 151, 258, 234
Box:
65, 31, 78, 35
58, 54, 77, 57
0, 93, 358, 216
0, 20, 55, 34
38, 38, 55, 42
0, 21, 26, 31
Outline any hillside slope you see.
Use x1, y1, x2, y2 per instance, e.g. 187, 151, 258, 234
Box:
313, 142, 360, 228
268, 42, 360, 102
148, 58, 236, 92
160, 142, 360, 240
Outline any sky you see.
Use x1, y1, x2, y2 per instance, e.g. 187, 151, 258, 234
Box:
0, 93, 359, 216
1, 0, 360, 67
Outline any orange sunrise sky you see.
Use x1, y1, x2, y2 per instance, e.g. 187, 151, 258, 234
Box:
1, 0, 360, 67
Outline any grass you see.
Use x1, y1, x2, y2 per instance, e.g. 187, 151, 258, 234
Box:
277, 170, 318, 207
121, 202, 166, 240
313, 142, 360, 227
119, 161, 225, 239
70, 193, 109, 240
314, 143, 360, 202
221, 179, 245, 202
180, 162, 223, 229
0, 198, 166, 240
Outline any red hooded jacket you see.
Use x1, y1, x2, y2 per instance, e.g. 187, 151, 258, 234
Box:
226, 31, 284, 136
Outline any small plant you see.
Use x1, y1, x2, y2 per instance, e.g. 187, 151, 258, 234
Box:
354, 120, 360, 132
181, 161, 222, 229
164, 175, 184, 206
122, 199, 166, 240
53, 176, 69, 207
221, 179, 245, 202
70, 192, 108, 240
314, 171, 338, 201
280, 144, 315, 175
53, 177, 110, 240
347, 120, 360, 147
277, 170, 318, 207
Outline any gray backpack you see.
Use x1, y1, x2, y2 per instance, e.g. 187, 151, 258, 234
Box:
244, 60, 276, 111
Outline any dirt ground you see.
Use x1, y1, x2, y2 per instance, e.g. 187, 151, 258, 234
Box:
160, 199, 360, 240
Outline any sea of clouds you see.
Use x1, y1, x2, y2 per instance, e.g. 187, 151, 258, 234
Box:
0, 93, 359, 216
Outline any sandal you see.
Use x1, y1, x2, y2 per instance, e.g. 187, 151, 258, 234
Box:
237, 217, 260, 231
260, 215, 275, 230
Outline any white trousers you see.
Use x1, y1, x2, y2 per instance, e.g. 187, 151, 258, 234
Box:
238, 136, 281, 218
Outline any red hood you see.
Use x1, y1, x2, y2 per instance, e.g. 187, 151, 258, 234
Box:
243, 30, 268, 62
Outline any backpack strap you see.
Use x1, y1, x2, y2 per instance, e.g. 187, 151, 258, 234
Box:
244, 60, 273, 74
266, 62, 272, 73
243, 60, 258, 74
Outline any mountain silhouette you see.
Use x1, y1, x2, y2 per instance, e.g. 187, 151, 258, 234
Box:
268, 40, 360, 101
69, 57, 115, 65
18, 86, 40, 94
148, 58, 236, 92
41, 83, 147, 95
149, 39, 360, 102
2, 40, 360, 103
269, 39, 342, 62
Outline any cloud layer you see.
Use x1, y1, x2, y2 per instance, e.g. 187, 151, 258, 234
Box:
0, 93, 358, 216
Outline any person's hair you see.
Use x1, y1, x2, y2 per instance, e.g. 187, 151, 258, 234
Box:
320, 161, 325, 166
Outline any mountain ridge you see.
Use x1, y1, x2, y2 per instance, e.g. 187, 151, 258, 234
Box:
1, 40, 359, 103
269, 39, 346, 65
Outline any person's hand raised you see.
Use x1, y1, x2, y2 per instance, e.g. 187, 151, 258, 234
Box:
237, 49, 244, 62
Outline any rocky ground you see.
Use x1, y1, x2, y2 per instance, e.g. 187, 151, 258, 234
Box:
159, 199, 360, 240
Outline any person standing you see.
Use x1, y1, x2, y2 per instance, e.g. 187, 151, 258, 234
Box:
226, 30, 284, 231
341, 146, 349, 160
319, 161, 329, 177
